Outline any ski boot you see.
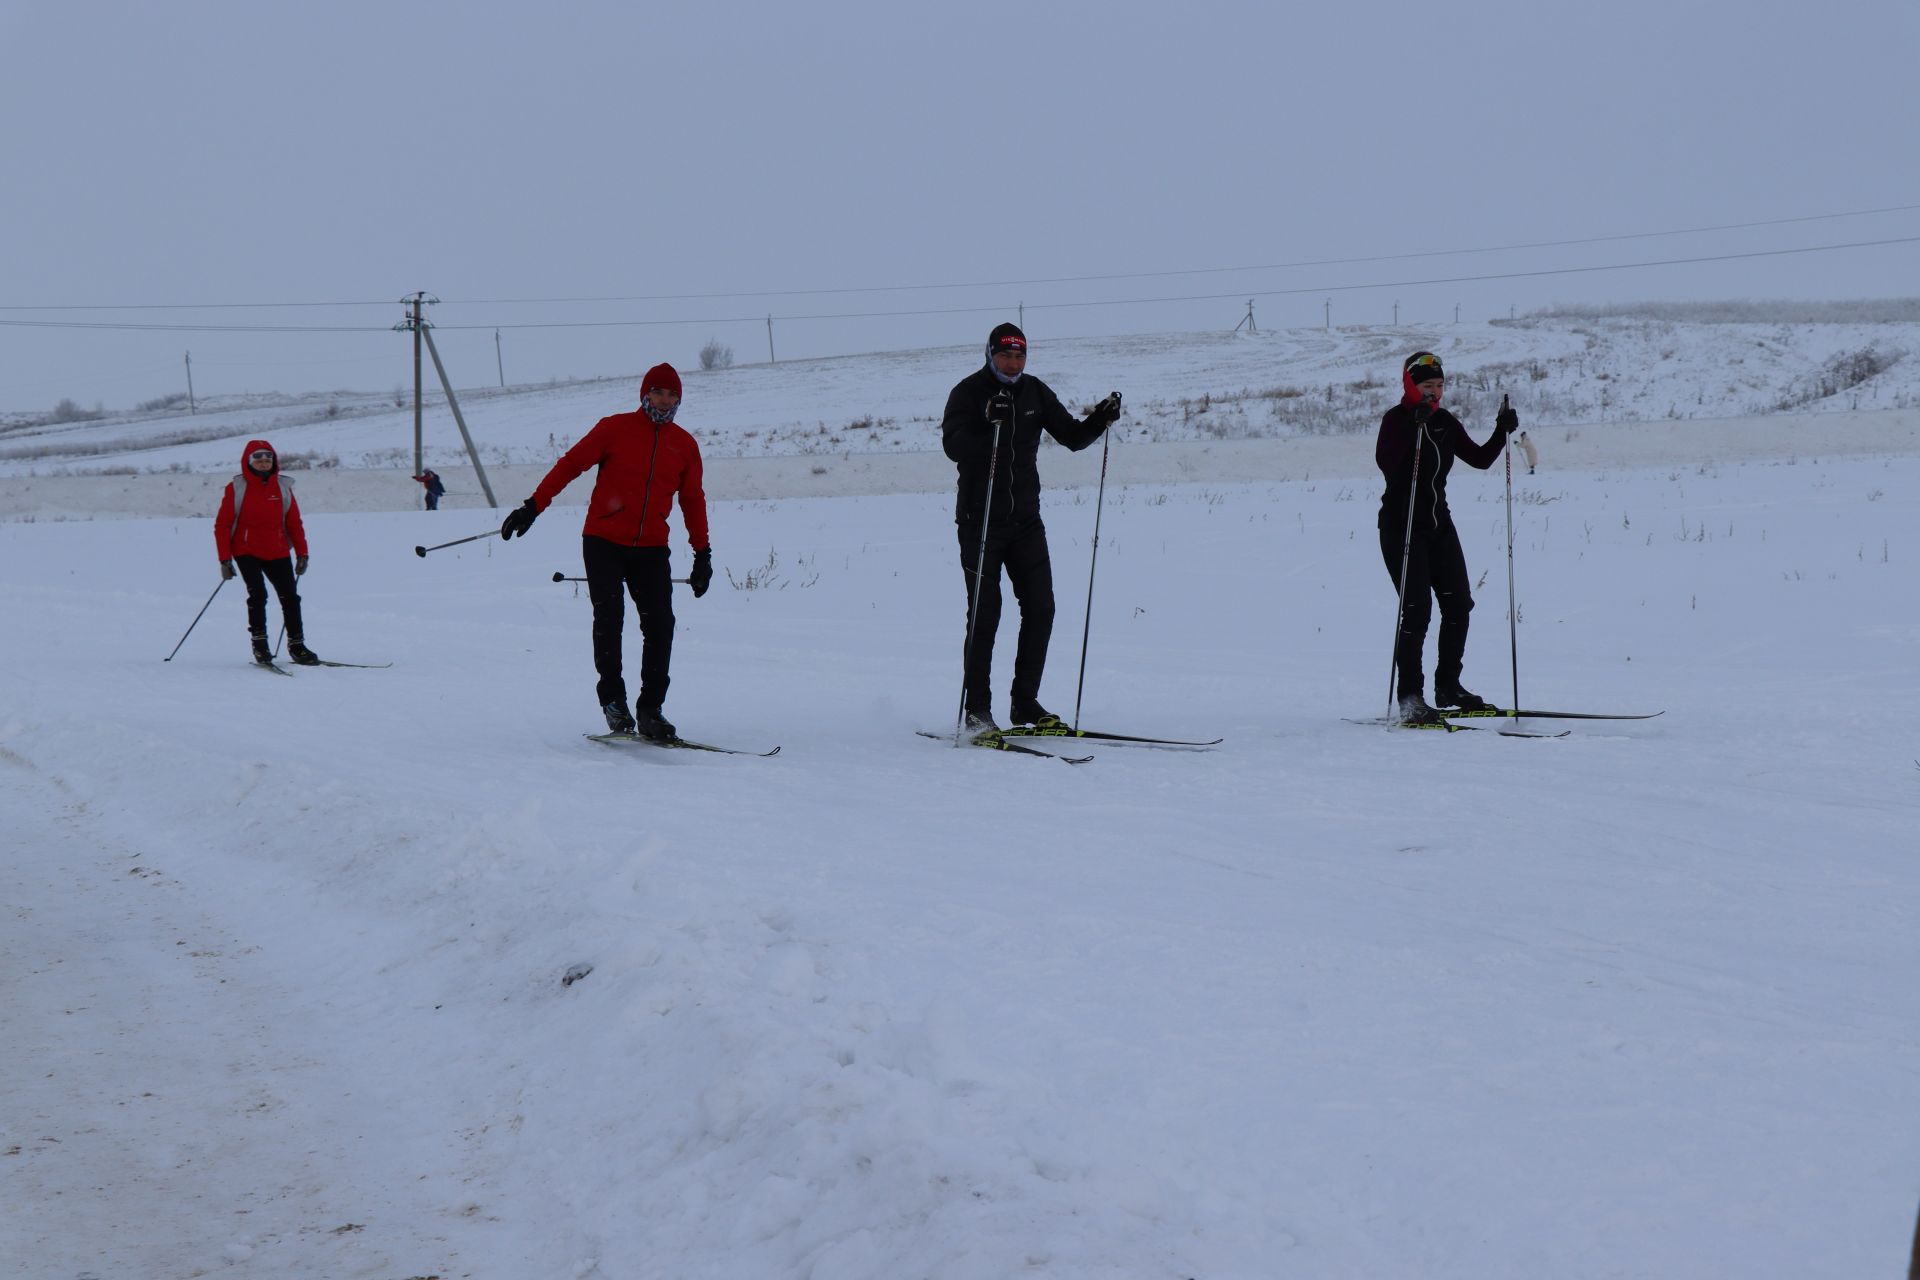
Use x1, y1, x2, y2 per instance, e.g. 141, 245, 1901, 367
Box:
287, 638, 321, 666
632, 703, 676, 743
602, 700, 637, 735
1008, 698, 1063, 730
1396, 692, 1446, 727
1433, 682, 1491, 713
250, 633, 273, 665
963, 707, 1000, 737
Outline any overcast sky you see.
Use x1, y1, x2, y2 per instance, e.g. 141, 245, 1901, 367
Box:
4, 0, 1918, 410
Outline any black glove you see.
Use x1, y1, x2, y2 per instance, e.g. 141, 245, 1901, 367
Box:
984, 388, 1015, 430
1085, 391, 1122, 432
1495, 394, 1518, 436
1412, 402, 1434, 425
295, 555, 309, 576
220, 560, 236, 581
500, 498, 539, 540
689, 548, 713, 598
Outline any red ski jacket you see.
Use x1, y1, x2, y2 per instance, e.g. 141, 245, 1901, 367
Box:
530, 412, 709, 549
215, 439, 307, 561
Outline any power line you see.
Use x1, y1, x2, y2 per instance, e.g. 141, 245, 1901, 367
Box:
437, 201, 1920, 305
0, 318, 389, 333
0, 298, 395, 313
2, 234, 1916, 335
435, 235, 1920, 328
1021, 235, 1920, 312
1, 201, 1915, 315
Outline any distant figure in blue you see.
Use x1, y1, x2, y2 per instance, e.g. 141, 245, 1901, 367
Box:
413, 469, 446, 510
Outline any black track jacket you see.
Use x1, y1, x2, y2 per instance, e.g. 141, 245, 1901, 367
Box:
941, 364, 1106, 528
1375, 403, 1505, 533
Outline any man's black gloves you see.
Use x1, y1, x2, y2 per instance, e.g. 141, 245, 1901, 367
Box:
689, 548, 713, 598
295, 555, 308, 576
500, 498, 539, 540
984, 388, 1015, 430
220, 560, 236, 581
1085, 391, 1122, 432
1495, 394, 1519, 436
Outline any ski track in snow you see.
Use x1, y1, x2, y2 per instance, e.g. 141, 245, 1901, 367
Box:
4, 332, 1920, 1277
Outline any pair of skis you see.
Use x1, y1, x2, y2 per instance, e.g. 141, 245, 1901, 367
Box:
586, 732, 781, 758
1350, 706, 1662, 739
916, 723, 1223, 765
254, 657, 392, 677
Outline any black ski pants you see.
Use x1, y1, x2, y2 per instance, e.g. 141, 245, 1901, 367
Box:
583, 535, 675, 711
235, 555, 304, 641
958, 518, 1055, 714
1379, 517, 1473, 698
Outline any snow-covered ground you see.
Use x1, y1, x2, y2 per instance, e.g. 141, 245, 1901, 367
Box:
6, 313, 1920, 484
4, 326, 1919, 1277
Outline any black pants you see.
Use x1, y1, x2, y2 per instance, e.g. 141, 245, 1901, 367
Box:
1379, 518, 1473, 697
235, 555, 303, 640
583, 536, 674, 711
958, 519, 1055, 714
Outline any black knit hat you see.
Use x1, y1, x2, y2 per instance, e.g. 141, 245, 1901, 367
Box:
1404, 351, 1444, 383
987, 322, 1028, 357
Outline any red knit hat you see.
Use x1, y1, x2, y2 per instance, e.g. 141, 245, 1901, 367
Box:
641, 363, 682, 399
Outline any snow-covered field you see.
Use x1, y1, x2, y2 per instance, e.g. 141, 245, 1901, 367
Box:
6, 313, 1920, 486
4, 324, 1919, 1277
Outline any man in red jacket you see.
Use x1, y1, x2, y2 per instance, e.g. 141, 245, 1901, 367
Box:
500, 363, 713, 740
215, 439, 319, 665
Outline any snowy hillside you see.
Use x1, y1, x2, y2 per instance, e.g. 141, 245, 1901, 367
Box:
6, 312, 1920, 483
4, 319, 1920, 1277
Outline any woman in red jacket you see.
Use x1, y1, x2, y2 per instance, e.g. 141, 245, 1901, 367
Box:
215, 439, 319, 665
500, 363, 713, 740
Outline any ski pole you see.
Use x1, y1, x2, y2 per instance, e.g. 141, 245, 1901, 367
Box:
1501, 393, 1519, 719
162, 578, 227, 661
1071, 427, 1113, 732
551, 571, 689, 584
955, 411, 1007, 743
414, 530, 497, 557
1386, 410, 1427, 720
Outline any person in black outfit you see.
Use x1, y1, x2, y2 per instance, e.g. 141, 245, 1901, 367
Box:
941, 323, 1121, 731
1376, 351, 1517, 723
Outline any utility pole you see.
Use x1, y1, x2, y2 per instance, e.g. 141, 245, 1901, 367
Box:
494, 328, 504, 388
393, 292, 500, 506
419, 322, 498, 508
766, 314, 776, 365
397, 292, 435, 476
1393, 300, 1400, 326
1233, 299, 1257, 334
1454, 303, 1461, 324
396, 292, 440, 480
184, 351, 196, 414
1324, 299, 1332, 330
1018, 300, 1024, 331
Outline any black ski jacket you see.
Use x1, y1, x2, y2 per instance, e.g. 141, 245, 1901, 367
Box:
1375, 403, 1505, 534
941, 364, 1106, 527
